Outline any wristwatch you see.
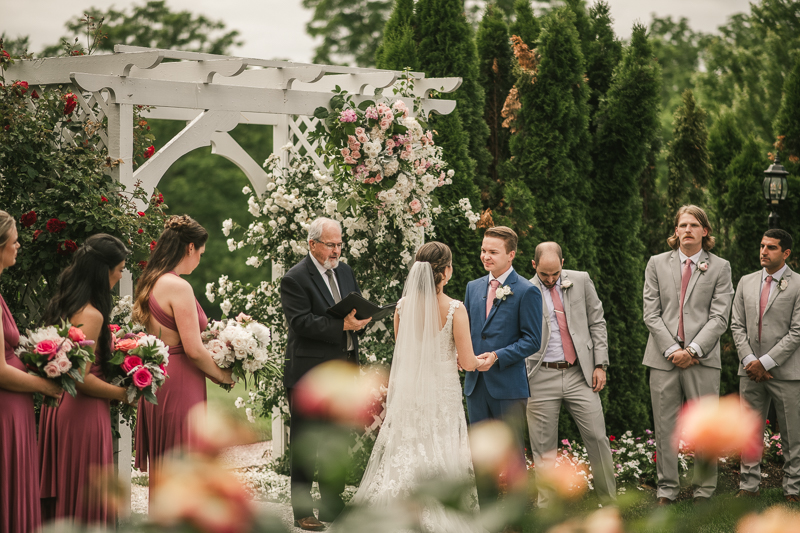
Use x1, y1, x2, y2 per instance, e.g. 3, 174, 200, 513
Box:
595, 364, 608, 371
686, 346, 699, 359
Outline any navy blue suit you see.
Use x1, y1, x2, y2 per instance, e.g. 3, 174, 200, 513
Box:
464, 268, 542, 425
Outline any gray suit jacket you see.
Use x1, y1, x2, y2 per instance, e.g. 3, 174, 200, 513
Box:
526, 270, 609, 387
642, 250, 734, 370
731, 267, 800, 380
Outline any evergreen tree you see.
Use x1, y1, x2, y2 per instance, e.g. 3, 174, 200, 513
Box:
666, 90, 712, 215
707, 110, 744, 250
415, 0, 489, 295
590, 24, 661, 435
507, 7, 595, 271
509, 0, 540, 47
640, 138, 666, 257
773, 53, 800, 254
375, 0, 418, 70
584, 2, 622, 122
477, 3, 514, 206
563, 0, 592, 59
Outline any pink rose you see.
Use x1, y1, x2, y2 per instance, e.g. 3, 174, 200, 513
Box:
159, 363, 168, 377
44, 361, 61, 377
355, 127, 365, 136
339, 109, 357, 123
116, 338, 139, 354
109, 324, 122, 333
68, 326, 86, 342
351, 151, 361, 160
235, 312, 252, 323
133, 367, 153, 389
409, 199, 422, 214
122, 355, 143, 373
35, 340, 60, 360
379, 117, 392, 130
56, 357, 72, 373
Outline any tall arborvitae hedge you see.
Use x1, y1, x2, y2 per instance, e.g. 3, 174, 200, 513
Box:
375, 0, 418, 70
773, 54, 800, 254
509, 0, 540, 47
584, 1, 622, 123
589, 24, 661, 436
507, 7, 595, 271
477, 3, 514, 208
640, 138, 666, 257
666, 90, 712, 215
708, 111, 745, 249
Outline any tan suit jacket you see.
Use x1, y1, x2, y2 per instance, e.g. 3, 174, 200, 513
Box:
642, 250, 734, 370
731, 268, 800, 380
526, 270, 609, 387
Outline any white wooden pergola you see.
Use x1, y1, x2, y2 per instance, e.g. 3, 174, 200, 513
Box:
5, 46, 460, 516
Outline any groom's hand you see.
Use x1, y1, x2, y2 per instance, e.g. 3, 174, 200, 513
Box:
476, 352, 497, 372
344, 309, 371, 331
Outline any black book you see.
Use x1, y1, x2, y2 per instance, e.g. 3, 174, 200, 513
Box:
327, 292, 397, 321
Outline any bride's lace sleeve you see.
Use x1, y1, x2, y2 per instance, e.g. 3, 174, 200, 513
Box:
396, 297, 405, 316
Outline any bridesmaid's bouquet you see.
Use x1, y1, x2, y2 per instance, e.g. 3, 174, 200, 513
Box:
108, 328, 170, 423
16, 321, 96, 406
202, 313, 276, 390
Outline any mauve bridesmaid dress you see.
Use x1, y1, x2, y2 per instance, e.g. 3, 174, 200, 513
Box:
135, 279, 208, 490
39, 348, 115, 526
0, 294, 42, 533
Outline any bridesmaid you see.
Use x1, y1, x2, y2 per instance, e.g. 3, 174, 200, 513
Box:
132, 215, 234, 496
0, 211, 63, 533
38, 234, 132, 527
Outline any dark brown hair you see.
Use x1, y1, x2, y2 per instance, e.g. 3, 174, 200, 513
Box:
667, 205, 715, 251
133, 215, 208, 325
415, 241, 452, 293
483, 226, 518, 253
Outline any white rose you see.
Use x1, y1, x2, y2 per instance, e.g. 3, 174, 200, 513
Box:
222, 218, 233, 237
235, 397, 245, 409
227, 238, 237, 252
220, 299, 233, 317
242, 186, 252, 195
205, 283, 216, 303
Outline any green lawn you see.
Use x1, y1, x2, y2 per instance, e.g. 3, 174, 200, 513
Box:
206, 381, 273, 442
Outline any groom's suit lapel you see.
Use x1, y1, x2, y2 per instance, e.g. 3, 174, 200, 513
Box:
483, 270, 519, 331
306, 255, 335, 307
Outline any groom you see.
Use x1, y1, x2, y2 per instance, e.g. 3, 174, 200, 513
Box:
464, 226, 542, 444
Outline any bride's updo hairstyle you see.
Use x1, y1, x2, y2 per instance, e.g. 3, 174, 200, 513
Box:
415, 241, 452, 292
133, 215, 208, 326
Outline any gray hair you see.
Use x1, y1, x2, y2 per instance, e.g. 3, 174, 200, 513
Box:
307, 217, 342, 243
534, 241, 563, 263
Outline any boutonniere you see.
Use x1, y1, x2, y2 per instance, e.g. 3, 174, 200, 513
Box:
561, 279, 573, 290
779, 278, 789, 291
495, 285, 514, 302
697, 261, 709, 274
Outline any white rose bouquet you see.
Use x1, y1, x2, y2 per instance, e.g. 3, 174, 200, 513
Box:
202, 313, 279, 391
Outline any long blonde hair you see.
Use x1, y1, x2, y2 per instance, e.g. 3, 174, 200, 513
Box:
0, 211, 15, 249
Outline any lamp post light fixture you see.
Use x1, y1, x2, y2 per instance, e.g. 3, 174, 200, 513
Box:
763, 154, 789, 228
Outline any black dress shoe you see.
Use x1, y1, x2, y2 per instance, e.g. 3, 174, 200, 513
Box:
656, 497, 674, 506
294, 516, 326, 531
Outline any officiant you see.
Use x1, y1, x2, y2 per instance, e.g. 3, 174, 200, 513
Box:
280, 216, 371, 531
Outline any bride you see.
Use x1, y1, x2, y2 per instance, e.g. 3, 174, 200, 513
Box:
336, 241, 489, 532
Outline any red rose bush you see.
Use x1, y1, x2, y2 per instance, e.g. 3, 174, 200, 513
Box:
16, 322, 96, 406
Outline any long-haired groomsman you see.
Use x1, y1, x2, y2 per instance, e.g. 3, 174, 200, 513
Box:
731, 229, 800, 503
642, 205, 734, 505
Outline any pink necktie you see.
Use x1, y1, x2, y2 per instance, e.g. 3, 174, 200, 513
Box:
678, 259, 693, 343
549, 286, 577, 365
486, 280, 500, 318
759, 275, 773, 342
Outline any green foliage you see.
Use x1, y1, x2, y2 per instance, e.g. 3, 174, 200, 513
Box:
640, 138, 667, 257
666, 90, 712, 214
708, 110, 745, 248
375, 0, 418, 71
509, 0, 540, 47
40, 0, 242, 57
584, 1, 622, 122
0, 73, 167, 329
774, 54, 800, 160
303, 0, 393, 66
476, 3, 514, 207
506, 7, 595, 271
589, 24, 661, 436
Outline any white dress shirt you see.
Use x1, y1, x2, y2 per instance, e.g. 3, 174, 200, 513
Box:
487, 266, 514, 298
741, 263, 789, 371
664, 249, 705, 359
541, 277, 568, 363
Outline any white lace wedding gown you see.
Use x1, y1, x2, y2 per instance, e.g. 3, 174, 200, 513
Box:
346, 298, 484, 533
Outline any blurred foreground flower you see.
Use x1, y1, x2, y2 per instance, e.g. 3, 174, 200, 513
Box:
676, 394, 762, 460
469, 420, 527, 491
292, 360, 388, 428
150, 456, 256, 533
737, 506, 800, 533
535, 458, 589, 502
547, 507, 623, 533
188, 402, 257, 457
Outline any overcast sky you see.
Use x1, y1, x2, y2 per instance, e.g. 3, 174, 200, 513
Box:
5, 0, 753, 63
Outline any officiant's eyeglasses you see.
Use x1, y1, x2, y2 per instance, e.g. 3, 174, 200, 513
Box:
314, 240, 344, 250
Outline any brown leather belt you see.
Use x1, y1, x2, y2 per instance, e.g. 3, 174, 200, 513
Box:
542, 361, 579, 370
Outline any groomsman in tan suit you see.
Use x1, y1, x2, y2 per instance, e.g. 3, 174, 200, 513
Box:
731, 229, 800, 502
642, 205, 734, 505
525, 242, 616, 506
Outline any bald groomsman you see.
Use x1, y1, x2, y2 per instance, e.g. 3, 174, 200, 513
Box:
642, 205, 734, 505
731, 229, 800, 503
526, 242, 616, 506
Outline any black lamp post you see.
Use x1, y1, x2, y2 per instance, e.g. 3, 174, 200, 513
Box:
763, 154, 789, 228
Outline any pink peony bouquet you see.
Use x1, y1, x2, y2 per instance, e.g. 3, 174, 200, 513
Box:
16, 321, 96, 406
201, 312, 277, 391
107, 328, 170, 421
